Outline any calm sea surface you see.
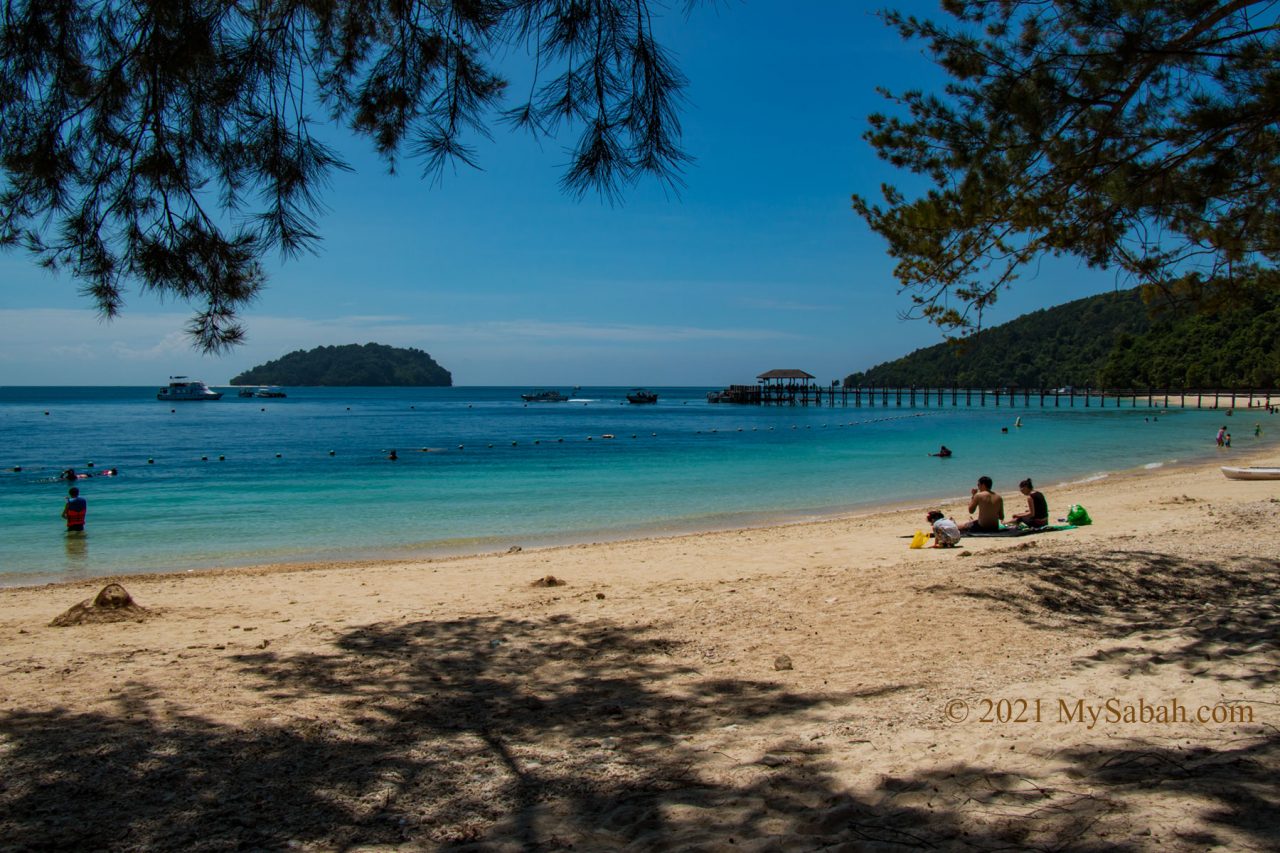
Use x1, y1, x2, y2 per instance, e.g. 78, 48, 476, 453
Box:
1, 386, 1274, 585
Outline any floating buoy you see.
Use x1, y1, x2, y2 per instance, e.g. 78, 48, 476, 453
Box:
329, 450, 335, 456
171, 409, 176, 413
558, 438, 564, 443
86, 461, 94, 468
511, 441, 518, 446
458, 444, 464, 449
602, 434, 615, 439
410, 405, 415, 409
147, 458, 154, 464
534, 440, 540, 445
275, 453, 282, 458
218, 455, 225, 461
260, 407, 265, 412
201, 455, 208, 461
44, 411, 49, 416
12, 466, 22, 472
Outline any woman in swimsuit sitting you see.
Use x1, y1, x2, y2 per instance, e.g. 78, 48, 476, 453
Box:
1011, 478, 1049, 528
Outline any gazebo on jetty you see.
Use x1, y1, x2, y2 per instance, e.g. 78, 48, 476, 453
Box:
757, 369, 817, 405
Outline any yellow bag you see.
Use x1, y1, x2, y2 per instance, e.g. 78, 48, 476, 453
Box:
909, 530, 928, 549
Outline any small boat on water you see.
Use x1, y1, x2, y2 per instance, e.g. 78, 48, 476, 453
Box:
1221, 466, 1280, 480
237, 387, 255, 397
157, 377, 222, 401
521, 389, 569, 403
255, 386, 287, 398
626, 388, 658, 404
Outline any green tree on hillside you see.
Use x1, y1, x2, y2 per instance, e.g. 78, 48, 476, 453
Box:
854, 1, 1280, 334
0, 1, 701, 350
848, 289, 1280, 391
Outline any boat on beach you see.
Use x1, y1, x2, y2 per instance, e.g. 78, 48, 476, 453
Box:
1221, 466, 1280, 480
157, 377, 222, 401
626, 388, 659, 404
521, 389, 569, 402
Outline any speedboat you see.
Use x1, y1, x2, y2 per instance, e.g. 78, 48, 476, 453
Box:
254, 386, 287, 398
521, 389, 569, 402
1221, 466, 1280, 480
237, 387, 256, 397
157, 377, 222, 401
626, 388, 658, 404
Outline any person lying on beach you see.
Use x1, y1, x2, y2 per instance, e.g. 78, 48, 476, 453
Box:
1010, 478, 1049, 528
961, 476, 1004, 533
926, 510, 962, 547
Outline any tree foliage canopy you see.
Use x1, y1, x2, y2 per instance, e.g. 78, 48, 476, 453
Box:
230, 342, 451, 386
1, 0, 698, 350
853, 0, 1280, 334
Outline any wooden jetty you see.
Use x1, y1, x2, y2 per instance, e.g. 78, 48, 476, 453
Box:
706, 372, 1277, 411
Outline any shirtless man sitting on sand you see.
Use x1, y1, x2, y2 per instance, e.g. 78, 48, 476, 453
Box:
962, 476, 1004, 533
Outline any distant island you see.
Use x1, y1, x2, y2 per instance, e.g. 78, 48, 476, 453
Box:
230, 343, 452, 387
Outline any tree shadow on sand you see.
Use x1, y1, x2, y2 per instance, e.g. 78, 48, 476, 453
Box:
958, 549, 1280, 686
3, 611, 1278, 850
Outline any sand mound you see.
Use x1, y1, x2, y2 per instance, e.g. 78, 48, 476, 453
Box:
50, 583, 150, 627
530, 574, 567, 587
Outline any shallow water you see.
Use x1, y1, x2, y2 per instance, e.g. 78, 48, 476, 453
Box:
1, 386, 1274, 585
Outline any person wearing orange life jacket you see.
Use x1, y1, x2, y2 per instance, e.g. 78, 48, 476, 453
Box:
62, 486, 87, 532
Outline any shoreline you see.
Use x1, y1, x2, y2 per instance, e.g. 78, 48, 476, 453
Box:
10, 443, 1278, 594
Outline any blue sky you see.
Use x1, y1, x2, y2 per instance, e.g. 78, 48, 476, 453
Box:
1, 2, 1122, 387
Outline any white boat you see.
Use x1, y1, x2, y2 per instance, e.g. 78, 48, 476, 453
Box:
1221, 466, 1280, 480
157, 376, 222, 401
254, 386, 287, 398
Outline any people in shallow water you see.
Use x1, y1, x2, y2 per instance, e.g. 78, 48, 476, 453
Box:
61, 468, 90, 481
929, 445, 952, 457
62, 486, 87, 532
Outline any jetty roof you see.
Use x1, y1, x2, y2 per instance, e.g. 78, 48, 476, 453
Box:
756, 369, 815, 380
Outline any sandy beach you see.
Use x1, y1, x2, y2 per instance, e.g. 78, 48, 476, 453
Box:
2, 450, 1278, 851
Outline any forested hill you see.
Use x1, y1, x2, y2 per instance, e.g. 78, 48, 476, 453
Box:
230, 343, 452, 387
846, 290, 1280, 390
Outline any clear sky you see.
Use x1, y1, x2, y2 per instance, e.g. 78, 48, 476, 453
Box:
1, 1, 1122, 387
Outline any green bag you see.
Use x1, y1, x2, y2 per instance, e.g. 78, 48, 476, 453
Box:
1066, 504, 1092, 526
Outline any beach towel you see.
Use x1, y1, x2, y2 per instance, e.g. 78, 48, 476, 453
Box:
964, 524, 1077, 538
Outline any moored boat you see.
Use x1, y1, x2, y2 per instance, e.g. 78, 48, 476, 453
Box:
157, 377, 222, 401
1221, 466, 1280, 480
521, 389, 569, 402
626, 388, 658, 404
254, 386, 287, 398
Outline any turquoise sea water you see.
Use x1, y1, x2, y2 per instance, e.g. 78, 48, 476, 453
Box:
1, 386, 1275, 586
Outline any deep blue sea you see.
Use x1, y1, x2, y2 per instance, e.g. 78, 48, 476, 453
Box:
2, 385, 1275, 586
